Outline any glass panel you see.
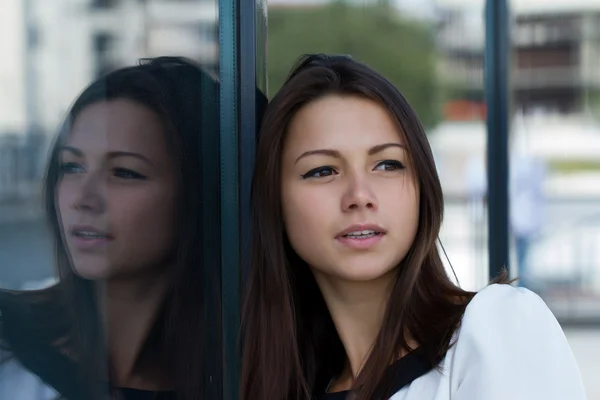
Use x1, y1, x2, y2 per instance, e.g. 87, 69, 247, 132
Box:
508, 2, 600, 397
434, 2, 490, 292
0, 0, 220, 398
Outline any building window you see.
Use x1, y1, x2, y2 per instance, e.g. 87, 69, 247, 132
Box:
91, 0, 119, 9
93, 33, 117, 77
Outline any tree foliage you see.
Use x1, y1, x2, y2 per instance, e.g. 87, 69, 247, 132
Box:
267, 2, 440, 128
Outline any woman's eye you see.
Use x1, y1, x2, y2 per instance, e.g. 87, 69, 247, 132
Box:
113, 168, 147, 180
59, 162, 84, 174
301, 166, 338, 179
374, 160, 405, 171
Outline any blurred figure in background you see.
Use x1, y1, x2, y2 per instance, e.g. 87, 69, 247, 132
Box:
510, 151, 546, 290
466, 154, 487, 284
466, 154, 487, 220
464, 134, 547, 290
0, 57, 220, 400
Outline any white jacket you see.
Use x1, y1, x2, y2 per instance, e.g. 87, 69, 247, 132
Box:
388, 285, 587, 400
0, 354, 59, 399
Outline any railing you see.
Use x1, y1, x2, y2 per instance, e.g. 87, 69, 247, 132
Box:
2, 189, 599, 322
440, 197, 600, 324
0, 133, 46, 202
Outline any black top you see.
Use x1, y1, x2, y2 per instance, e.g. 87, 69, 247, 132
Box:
120, 388, 176, 400
316, 345, 433, 400
0, 298, 176, 400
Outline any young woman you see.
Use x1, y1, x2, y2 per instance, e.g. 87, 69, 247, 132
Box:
241, 54, 586, 400
0, 57, 221, 400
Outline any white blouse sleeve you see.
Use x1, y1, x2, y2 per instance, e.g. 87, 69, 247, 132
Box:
0, 349, 59, 400
449, 284, 587, 400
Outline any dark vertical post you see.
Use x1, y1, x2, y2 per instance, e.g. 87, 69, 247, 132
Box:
219, 0, 239, 398
484, 0, 511, 280
219, 0, 267, 398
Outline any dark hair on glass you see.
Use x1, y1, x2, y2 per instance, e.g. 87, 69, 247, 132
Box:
241, 54, 508, 400
0, 56, 220, 400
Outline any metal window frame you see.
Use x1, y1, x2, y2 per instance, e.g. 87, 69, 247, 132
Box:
485, 0, 511, 281
219, 0, 267, 398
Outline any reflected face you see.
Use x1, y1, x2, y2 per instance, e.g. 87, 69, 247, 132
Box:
57, 99, 178, 281
281, 95, 419, 283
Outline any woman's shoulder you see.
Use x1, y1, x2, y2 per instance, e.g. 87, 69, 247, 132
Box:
444, 283, 587, 399
0, 349, 59, 399
457, 283, 568, 358
0, 286, 76, 399
462, 283, 551, 323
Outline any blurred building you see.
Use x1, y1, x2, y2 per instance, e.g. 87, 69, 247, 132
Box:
513, 7, 600, 116
0, 0, 28, 135
436, 0, 600, 118
33, 0, 218, 135
433, 0, 600, 310
0, 0, 217, 199
0, 0, 217, 137
86, 0, 218, 76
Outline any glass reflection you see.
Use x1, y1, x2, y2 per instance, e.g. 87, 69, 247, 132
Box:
1, 57, 219, 400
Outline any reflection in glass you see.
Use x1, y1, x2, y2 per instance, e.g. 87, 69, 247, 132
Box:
0, 0, 219, 289
1, 57, 219, 400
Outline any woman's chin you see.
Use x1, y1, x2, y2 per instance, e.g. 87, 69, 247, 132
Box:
320, 263, 398, 284
71, 263, 112, 281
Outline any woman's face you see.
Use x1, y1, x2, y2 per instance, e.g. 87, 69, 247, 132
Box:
281, 95, 419, 283
57, 99, 178, 281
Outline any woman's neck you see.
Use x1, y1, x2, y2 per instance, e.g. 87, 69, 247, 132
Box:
313, 269, 396, 390
98, 268, 172, 390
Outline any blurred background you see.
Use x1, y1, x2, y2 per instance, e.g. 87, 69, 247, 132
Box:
0, 0, 598, 397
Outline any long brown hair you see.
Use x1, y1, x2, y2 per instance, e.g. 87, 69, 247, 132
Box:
241, 54, 490, 400
0, 57, 221, 399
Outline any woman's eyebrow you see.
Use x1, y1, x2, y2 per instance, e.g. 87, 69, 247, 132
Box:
107, 151, 155, 167
58, 146, 83, 157
295, 142, 406, 164
59, 146, 155, 167
368, 142, 406, 155
295, 148, 341, 164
